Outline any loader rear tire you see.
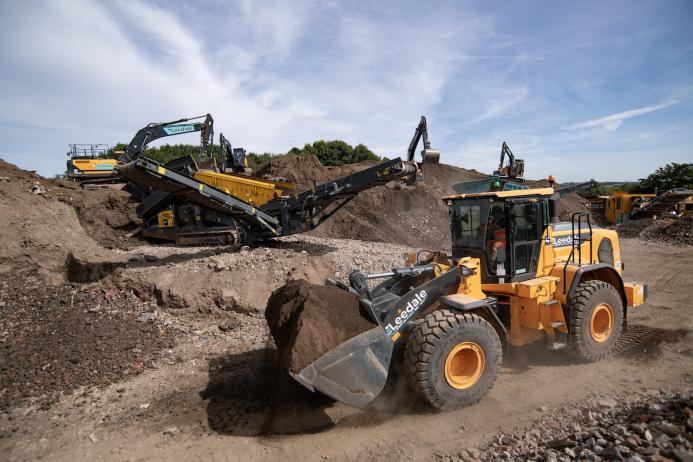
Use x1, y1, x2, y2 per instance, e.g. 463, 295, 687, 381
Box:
568, 280, 623, 362
404, 309, 502, 411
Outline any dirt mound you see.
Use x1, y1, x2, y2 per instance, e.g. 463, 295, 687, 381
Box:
555, 192, 591, 221
641, 216, 693, 246
0, 160, 125, 282
259, 154, 331, 188
617, 217, 692, 246
0, 270, 177, 410
57, 186, 140, 250
266, 156, 486, 249
616, 218, 654, 238
265, 280, 374, 373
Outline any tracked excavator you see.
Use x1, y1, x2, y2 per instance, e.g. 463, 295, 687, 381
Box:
282, 184, 647, 410
116, 114, 419, 245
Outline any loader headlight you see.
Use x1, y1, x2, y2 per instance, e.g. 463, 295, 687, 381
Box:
459, 265, 472, 277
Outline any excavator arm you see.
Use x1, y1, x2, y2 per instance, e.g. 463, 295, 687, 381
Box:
407, 116, 440, 165
123, 114, 214, 162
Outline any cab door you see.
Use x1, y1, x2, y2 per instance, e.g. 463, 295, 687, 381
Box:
507, 199, 543, 282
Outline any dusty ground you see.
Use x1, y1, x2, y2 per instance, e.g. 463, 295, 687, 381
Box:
1, 237, 691, 461
0, 158, 690, 461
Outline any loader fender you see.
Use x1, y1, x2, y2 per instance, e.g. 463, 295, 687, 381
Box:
380, 267, 459, 340
566, 264, 627, 321
440, 294, 508, 344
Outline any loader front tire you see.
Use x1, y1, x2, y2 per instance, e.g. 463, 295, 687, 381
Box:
568, 280, 623, 362
404, 310, 502, 411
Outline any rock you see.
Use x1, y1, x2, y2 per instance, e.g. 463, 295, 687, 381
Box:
564, 447, 576, 458
645, 430, 654, 441
544, 437, 576, 449
139, 403, 150, 409
671, 449, 693, 462
163, 426, 179, 436
144, 255, 159, 262
657, 422, 683, 437
539, 405, 548, 412
500, 436, 516, 446
88, 433, 98, 444
218, 320, 238, 332
598, 446, 623, 460
138, 312, 156, 323
115, 386, 126, 393
31, 183, 45, 195
598, 398, 618, 409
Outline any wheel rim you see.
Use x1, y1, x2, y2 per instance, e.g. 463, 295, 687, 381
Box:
444, 341, 485, 389
590, 303, 614, 343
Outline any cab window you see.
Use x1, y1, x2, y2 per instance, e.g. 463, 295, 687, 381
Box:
452, 205, 483, 249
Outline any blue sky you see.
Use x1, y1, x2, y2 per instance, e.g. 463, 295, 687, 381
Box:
1, 0, 691, 181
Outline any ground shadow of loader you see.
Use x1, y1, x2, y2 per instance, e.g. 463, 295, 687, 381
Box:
199, 345, 432, 437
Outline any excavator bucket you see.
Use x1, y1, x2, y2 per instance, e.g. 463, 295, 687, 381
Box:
422, 148, 440, 165
290, 326, 394, 408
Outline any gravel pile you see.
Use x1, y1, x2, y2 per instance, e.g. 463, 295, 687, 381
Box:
445, 391, 692, 462
617, 217, 692, 246
641, 217, 693, 246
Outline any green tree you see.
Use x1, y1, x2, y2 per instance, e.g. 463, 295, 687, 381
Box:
287, 140, 383, 166
639, 163, 693, 193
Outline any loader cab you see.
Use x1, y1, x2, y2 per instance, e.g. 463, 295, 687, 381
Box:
446, 189, 553, 284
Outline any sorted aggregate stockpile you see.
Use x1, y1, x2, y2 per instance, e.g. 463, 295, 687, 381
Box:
265, 155, 486, 250
0, 270, 177, 410
265, 280, 374, 373
618, 217, 693, 246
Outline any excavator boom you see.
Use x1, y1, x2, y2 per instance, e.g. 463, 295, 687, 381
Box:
407, 116, 440, 165
123, 114, 214, 162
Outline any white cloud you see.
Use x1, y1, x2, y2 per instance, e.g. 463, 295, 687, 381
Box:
566, 100, 680, 132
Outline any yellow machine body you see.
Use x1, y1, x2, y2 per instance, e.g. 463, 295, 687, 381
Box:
436, 187, 646, 348
590, 192, 656, 224
67, 158, 119, 179
192, 170, 296, 207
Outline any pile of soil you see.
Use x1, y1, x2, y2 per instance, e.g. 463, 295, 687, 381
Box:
0, 160, 123, 282
265, 280, 374, 373
641, 216, 693, 246
617, 218, 654, 238
617, 217, 693, 246
555, 192, 592, 221
0, 270, 177, 410
264, 155, 486, 249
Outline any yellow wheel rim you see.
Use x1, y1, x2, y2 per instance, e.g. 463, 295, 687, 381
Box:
444, 341, 485, 389
590, 303, 614, 343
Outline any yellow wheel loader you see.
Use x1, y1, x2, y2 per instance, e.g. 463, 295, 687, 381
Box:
289, 187, 647, 410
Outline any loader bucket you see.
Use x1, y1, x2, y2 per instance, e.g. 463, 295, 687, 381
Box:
290, 326, 394, 408
422, 148, 440, 165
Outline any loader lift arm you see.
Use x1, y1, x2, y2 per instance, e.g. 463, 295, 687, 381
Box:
123, 114, 214, 162
407, 116, 440, 165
